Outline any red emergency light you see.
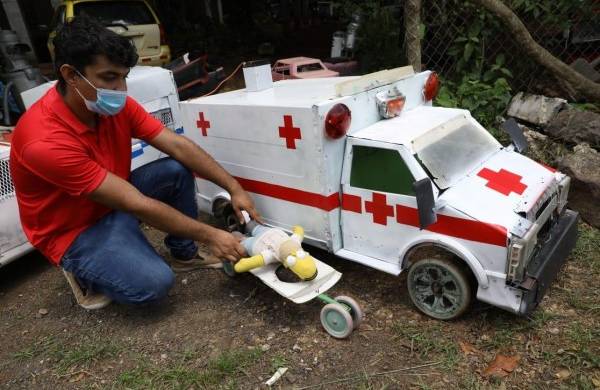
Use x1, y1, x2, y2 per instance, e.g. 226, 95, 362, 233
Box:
423, 72, 440, 101
325, 103, 351, 139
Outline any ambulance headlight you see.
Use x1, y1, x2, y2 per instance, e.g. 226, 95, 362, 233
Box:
325, 103, 351, 139
376, 89, 406, 119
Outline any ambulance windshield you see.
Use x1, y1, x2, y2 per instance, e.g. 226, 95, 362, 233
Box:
413, 116, 501, 189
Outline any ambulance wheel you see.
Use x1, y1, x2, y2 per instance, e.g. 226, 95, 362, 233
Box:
335, 296, 363, 329
407, 258, 472, 320
222, 204, 245, 233
320, 303, 354, 339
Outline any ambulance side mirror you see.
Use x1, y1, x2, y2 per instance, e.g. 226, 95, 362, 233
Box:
414, 178, 437, 229
501, 118, 528, 153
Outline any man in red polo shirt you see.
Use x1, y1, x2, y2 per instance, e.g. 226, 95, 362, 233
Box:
10, 16, 260, 309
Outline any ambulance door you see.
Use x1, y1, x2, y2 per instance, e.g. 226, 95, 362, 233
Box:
340, 139, 427, 264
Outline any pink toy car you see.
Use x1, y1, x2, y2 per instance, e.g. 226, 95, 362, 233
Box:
272, 57, 339, 81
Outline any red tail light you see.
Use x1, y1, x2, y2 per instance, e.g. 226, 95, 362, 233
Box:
159, 24, 168, 46
423, 72, 440, 101
325, 104, 351, 139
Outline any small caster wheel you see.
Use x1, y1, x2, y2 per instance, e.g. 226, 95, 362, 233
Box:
335, 295, 363, 329
320, 303, 354, 339
222, 261, 237, 278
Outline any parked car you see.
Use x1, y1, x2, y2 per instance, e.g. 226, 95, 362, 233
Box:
48, 0, 171, 67
272, 57, 338, 81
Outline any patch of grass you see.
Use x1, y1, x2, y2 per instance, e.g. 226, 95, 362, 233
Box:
270, 354, 288, 371
572, 223, 600, 274
11, 336, 57, 361
116, 348, 263, 389
543, 322, 600, 370
566, 290, 600, 312
392, 322, 458, 369
11, 335, 121, 375
53, 341, 120, 374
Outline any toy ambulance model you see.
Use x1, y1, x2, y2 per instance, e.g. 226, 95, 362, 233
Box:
180, 66, 579, 320
0, 66, 184, 267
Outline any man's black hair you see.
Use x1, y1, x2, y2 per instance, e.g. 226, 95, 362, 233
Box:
54, 14, 138, 93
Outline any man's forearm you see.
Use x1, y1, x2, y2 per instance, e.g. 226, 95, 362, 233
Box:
132, 195, 216, 243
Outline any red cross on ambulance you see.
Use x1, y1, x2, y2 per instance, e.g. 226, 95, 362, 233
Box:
477, 167, 527, 196
196, 112, 210, 136
278, 115, 302, 149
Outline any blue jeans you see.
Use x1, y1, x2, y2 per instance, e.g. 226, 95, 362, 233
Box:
61, 158, 199, 305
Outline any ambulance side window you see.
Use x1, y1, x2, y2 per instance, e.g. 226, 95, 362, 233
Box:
350, 146, 415, 196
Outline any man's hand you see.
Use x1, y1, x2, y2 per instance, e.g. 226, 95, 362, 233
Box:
230, 187, 263, 224
207, 229, 247, 263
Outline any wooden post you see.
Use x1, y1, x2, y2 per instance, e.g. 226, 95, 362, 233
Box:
404, 0, 422, 72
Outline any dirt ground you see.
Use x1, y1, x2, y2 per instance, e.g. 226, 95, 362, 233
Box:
0, 217, 598, 390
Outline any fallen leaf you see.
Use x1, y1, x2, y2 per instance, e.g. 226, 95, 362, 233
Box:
483, 354, 521, 378
459, 340, 479, 355
69, 372, 85, 383
554, 368, 571, 380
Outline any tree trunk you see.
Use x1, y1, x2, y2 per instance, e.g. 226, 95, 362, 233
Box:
470, 0, 600, 102
404, 0, 422, 72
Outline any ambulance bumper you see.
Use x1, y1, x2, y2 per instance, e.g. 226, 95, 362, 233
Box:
518, 209, 579, 315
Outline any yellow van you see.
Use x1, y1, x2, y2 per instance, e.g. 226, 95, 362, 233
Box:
48, 0, 171, 67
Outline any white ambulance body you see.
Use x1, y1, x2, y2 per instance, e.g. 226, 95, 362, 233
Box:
0, 66, 183, 267
180, 68, 578, 319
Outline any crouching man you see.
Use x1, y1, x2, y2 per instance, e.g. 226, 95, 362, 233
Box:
9, 15, 260, 309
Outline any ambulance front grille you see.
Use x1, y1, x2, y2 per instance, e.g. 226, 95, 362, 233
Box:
0, 157, 15, 202
150, 108, 174, 129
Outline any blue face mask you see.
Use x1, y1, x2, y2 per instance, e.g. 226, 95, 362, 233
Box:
74, 71, 127, 116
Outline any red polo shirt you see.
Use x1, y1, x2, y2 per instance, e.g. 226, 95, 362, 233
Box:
10, 86, 164, 265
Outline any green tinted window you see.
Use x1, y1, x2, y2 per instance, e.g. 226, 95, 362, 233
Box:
350, 145, 415, 195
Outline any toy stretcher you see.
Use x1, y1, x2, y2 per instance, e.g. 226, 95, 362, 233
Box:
223, 222, 364, 339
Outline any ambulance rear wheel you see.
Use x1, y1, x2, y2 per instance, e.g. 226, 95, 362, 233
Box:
320, 303, 354, 339
334, 296, 363, 329
407, 258, 472, 320
221, 204, 244, 233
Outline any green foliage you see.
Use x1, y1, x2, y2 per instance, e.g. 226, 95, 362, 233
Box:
435, 76, 512, 136
355, 5, 404, 73
509, 0, 592, 29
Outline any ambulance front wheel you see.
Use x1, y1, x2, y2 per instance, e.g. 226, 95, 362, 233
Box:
335, 295, 363, 329
320, 303, 354, 339
407, 257, 472, 320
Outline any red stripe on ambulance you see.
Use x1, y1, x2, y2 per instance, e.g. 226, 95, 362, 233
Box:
234, 176, 339, 211
394, 204, 507, 247
198, 175, 507, 247
341, 193, 362, 213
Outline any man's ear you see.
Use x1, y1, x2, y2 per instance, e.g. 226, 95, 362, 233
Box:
60, 64, 79, 88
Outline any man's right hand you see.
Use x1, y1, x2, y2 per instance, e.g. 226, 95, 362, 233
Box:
207, 229, 247, 263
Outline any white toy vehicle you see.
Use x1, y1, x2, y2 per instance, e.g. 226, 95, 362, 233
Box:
0, 66, 184, 267
180, 65, 578, 320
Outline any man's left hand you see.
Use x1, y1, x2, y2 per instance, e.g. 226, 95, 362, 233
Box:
231, 187, 262, 224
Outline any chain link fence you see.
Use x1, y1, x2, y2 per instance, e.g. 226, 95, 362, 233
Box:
408, 0, 600, 93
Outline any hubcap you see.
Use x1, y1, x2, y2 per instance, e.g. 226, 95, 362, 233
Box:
411, 264, 463, 316
324, 309, 348, 334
